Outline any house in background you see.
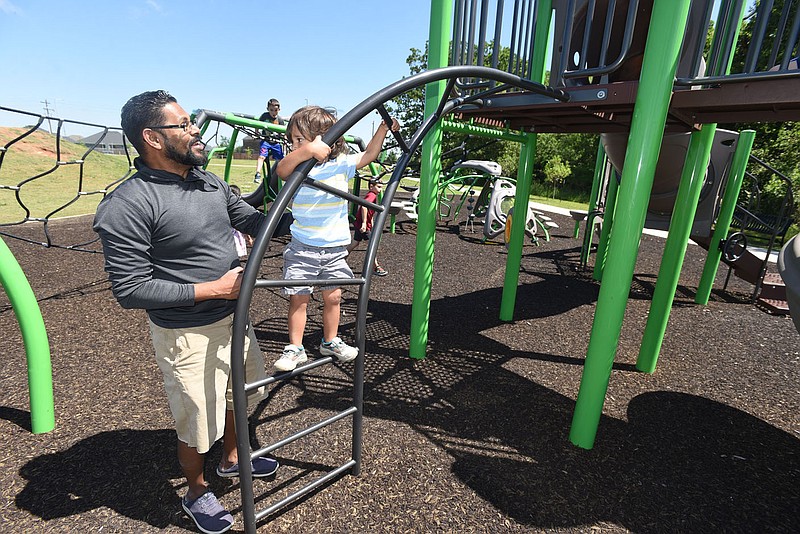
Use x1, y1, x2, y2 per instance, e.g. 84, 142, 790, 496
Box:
79, 130, 132, 155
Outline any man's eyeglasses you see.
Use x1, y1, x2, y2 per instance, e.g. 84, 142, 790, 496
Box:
147, 119, 197, 132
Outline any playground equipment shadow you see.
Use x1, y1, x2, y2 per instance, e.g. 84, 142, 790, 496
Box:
1, 212, 798, 533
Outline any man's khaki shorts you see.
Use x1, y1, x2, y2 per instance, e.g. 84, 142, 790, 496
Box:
149, 315, 267, 454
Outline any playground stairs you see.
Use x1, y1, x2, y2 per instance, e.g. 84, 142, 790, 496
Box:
694, 236, 788, 315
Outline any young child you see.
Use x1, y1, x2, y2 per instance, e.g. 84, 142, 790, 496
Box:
273, 105, 399, 371
347, 177, 388, 276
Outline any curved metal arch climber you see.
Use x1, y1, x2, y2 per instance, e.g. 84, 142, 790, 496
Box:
223, 65, 568, 531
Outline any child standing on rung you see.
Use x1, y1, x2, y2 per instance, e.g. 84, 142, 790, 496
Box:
273, 105, 399, 372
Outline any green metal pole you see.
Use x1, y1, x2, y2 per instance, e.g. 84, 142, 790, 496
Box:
224, 127, 239, 182
498, 0, 552, 321
441, 119, 527, 143
637, 0, 747, 371
409, 0, 452, 359
592, 168, 619, 281
529, 0, 553, 82
695, 130, 756, 303
569, 0, 692, 449
205, 146, 228, 163
0, 237, 54, 434
500, 133, 537, 320
637, 126, 716, 372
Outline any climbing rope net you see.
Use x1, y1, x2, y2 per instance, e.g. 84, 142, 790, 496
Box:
0, 105, 134, 252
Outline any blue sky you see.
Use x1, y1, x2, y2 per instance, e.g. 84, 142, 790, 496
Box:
1, 0, 745, 144
0, 0, 435, 142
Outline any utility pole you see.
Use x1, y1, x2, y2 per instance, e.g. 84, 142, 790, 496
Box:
40, 100, 55, 134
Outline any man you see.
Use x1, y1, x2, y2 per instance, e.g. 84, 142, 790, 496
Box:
253, 98, 286, 184
93, 90, 276, 534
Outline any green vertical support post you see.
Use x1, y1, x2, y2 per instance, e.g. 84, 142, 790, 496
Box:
529, 0, 553, 81
637, 127, 716, 372
637, 0, 747, 372
500, 133, 537, 321
569, 0, 692, 449
695, 130, 756, 303
593, 169, 619, 281
498, 0, 552, 321
224, 128, 239, 183
409, 0, 452, 359
0, 238, 54, 434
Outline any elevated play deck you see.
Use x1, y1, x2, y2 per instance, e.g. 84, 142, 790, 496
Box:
453, 0, 800, 133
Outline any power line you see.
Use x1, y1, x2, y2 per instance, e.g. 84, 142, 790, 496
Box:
40, 99, 55, 134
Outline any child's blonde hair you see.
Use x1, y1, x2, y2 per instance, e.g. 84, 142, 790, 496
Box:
286, 105, 347, 161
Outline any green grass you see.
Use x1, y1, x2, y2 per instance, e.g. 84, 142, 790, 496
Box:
528, 194, 589, 211
204, 158, 264, 196
0, 128, 131, 224
0, 129, 587, 226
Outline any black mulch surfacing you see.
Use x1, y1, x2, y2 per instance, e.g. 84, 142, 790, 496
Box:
1, 211, 798, 533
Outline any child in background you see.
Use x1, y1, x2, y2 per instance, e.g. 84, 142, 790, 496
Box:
273, 105, 399, 371
254, 98, 286, 184
347, 177, 388, 276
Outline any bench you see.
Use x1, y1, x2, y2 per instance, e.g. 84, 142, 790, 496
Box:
570, 209, 602, 239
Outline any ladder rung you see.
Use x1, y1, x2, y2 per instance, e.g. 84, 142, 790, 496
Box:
254, 460, 356, 521
245, 356, 334, 393
255, 277, 366, 289
253, 406, 358, 458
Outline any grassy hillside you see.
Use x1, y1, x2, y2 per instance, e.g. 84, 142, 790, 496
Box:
0, 127, 589, 227
0, 127, 131, 224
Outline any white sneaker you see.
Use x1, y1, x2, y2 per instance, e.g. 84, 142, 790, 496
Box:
319, 337, 358, 362
274, 344, 307, 371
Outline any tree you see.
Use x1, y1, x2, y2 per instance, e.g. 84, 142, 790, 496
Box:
535, 132, 598, 198
387, 41, 599, 202
544, 156, 571, 198
724, 0, 800, 224
386, 42, 525, 179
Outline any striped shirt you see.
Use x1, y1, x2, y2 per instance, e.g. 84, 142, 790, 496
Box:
290, 153, 359, 247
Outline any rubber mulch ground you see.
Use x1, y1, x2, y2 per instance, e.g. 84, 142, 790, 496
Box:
1, 210, 798, 533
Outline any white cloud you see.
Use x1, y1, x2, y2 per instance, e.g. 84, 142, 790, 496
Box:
0, 0, 23, 15
146, 0, 163, 13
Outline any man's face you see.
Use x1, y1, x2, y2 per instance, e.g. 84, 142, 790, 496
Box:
157, 102, 207, 167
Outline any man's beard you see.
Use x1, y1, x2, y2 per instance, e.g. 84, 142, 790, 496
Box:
164, 135, 207, 167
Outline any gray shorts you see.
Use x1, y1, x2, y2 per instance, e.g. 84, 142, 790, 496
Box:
283, 239, 353, 295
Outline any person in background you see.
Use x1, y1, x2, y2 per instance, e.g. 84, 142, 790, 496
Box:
272, 105, 399, 372
347, 177, 388, 276
254, 98, 286, 184
93, 90, 278, 534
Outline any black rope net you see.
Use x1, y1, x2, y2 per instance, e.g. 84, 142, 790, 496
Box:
0, 106, 133, 252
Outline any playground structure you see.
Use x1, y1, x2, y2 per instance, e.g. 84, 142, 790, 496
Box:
2, 0, 799, 531
0, 107, 137, 435
432, 0, 799, 451
397, 153, 559, 244
215, 0, 799, 528
591, 128, 794, 313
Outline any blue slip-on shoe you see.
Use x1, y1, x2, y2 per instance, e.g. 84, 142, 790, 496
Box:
216, 456, 279, 479
182, 491, 233, 534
